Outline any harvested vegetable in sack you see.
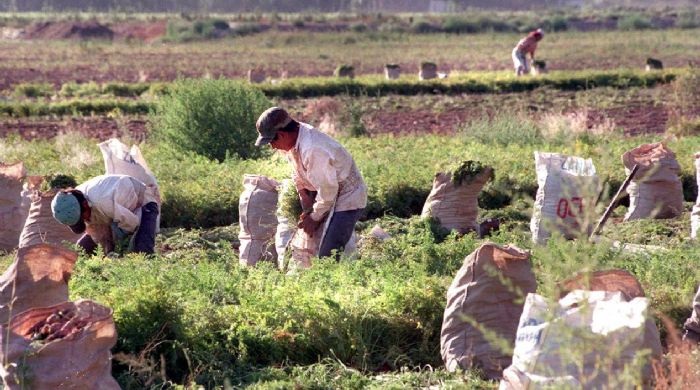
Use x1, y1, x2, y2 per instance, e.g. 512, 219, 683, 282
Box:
0, 299, 120, 389
422, 160, 494, 234
622, 143, 683, 221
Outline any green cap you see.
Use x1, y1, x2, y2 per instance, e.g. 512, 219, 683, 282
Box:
51, 191, 86, 234
255, 107, 292, 146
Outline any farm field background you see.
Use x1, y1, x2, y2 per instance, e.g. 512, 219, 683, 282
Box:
2, 8, 700, 389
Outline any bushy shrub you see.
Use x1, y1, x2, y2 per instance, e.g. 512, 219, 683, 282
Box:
150, 78, 271, 162
12, 82, 54, 98
164, 19, 231, 42
544, 15, 569, 32
441, 16, 480, 33
411, 19, 438, 34
676, 10, 699, 29
617, 14, 652, 31
349, 22, 368, 32
58, 81, 101, 97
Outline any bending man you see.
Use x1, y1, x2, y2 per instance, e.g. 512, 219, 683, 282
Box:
51, 174, 159, 255
512, 28, 544, 76
255, 107, 367, 260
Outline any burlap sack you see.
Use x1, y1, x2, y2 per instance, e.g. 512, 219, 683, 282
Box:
0, 162, 29, 252
691, 153, 700, 238
419, 62, 437, 80
238, 175, 279, 266
559, 269, 645, 301
0, 244, 77, 324
19, 187, 81, 249
530, 152, 598, 244
0, 299, 119, 389
441, 243, 537, 380
99, 138, 161, 231
422, 167, 493, 234
622, 143, 683, 221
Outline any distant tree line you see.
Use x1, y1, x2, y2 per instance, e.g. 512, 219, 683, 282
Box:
1, 0, 697, 13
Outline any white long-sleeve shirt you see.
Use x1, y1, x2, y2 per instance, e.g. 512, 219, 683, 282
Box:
76, 174, 146, 233
286, 123, 367, 221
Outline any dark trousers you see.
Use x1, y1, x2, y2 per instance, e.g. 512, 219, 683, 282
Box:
319, 208, 363, 260
77, 202, 159, 255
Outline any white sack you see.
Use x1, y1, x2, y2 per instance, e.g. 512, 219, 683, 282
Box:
500, 290, 662, 389
99, 138, 161, 230
239, 175, 279, 266
623, 143, 683, 221
530, 152, 598, 244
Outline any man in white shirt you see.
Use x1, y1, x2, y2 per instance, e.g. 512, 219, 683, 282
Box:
255, 106, 367, 260
51, 174, 159, 255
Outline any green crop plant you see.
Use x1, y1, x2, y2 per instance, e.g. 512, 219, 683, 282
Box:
277, 180, 302, 225
12, 82, 54, 99
60, 202, 700, 387
447, 160, 493, 186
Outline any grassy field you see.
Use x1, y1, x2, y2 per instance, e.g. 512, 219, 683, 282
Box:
1, 17, 700, 388
0, 28, 699, 90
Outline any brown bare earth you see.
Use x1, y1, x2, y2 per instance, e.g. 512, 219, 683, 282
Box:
0, 117, 148, 141
0, 102, 678, 142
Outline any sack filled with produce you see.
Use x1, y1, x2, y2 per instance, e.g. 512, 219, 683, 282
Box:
0, 162, 30, 252
19, 175, 81, 249
530, 152, 598, 244
441, 242, 537, 380
622, 142, 683, 221
0, 299, 120, 389
422, 160, 494, 234
0, 244, 77, 324
238, 174, 279, 266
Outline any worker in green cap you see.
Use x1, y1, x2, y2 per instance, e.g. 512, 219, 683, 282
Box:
51, 174, 159, 255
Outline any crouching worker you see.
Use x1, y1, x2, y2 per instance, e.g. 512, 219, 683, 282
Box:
51, 174, 159, 255
255, 107, 367, 260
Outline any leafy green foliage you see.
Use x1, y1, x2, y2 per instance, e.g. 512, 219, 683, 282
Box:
12, 82, 54, 98
617, 14, 653, 31
164, 18, 230, 42
8, 119, 700, 228
0, 70, 683, 106
46, 173, 77, 190
448, 160, 493, 186
63, 203, 700, 387
0, 99, 150, 117
277, 180, 302, 225
150, 78, 271, 162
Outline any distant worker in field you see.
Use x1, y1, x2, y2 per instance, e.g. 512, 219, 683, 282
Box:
254, 107, 367, 260
51, 174, 159, 255
512, 28, 544, 76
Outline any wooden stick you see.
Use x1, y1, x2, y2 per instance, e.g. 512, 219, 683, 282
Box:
590, 164, 640, 239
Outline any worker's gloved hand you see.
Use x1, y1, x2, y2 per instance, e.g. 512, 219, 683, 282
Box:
111, 222, 129, 241
297, 212, 322, 237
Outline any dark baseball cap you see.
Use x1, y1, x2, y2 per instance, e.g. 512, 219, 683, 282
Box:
255, 107, 292, 146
